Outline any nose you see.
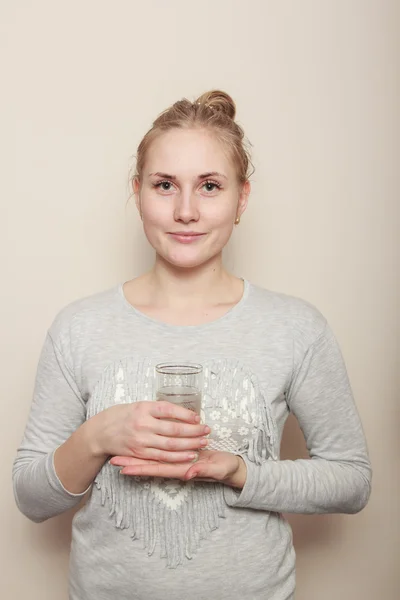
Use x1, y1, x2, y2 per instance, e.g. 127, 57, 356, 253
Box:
173, 188, 200, 224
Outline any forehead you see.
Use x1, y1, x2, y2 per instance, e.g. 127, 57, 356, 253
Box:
144, 128, 235, 177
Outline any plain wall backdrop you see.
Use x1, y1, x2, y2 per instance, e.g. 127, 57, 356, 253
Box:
1, 1, 399, 598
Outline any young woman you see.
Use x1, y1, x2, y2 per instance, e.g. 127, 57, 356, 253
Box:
13, 90, 371, 600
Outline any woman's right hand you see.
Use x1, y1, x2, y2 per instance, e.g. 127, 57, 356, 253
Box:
86, 401, 210, 463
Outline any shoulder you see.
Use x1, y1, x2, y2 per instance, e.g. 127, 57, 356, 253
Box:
245, 282, 327, 342
48, 285, 121, 342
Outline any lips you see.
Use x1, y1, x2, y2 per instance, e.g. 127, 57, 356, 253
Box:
168, 232, 206, 244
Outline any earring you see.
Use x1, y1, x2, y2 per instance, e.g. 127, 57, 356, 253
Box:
234, 216, 241, 225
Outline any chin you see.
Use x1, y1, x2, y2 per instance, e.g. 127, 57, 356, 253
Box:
163, 250, 215, 270
167, 257, 209, 270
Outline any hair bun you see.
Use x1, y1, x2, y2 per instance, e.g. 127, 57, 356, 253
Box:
195, 90, 236, 120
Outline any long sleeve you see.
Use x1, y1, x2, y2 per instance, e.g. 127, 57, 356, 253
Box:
12, 333, 88, 522
224, 323, 372, 514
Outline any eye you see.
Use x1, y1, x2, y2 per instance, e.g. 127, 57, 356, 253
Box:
202, 180, 222, 193
154, 180, 175, 192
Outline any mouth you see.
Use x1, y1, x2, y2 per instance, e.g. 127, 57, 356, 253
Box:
168, 232, 206, 244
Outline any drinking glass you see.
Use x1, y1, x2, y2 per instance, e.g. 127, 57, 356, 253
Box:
155, 362, 203, 416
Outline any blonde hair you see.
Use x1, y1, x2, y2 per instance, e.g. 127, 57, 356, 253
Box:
134, 90, 253, 184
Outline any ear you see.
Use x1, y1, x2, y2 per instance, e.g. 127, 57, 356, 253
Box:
133, 177, 142, 218
236, 180, 251, 219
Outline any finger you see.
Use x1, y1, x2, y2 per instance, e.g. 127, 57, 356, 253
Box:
111, 448, 199, 464
150, 400, 201, 424
154, 419, 210, 438
120, 461, 191, 479
150, 433, 208, 452
110, 456, 158, 467
110, 456, 142, 467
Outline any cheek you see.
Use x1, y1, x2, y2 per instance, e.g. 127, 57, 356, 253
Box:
141, 200, 169, 227
207, 203, 236, 226
140, 206, 161, 246
212, 224, 234, 248
206, 207, 235, 243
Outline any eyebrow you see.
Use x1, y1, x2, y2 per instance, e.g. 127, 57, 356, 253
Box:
149, 171, 228, 180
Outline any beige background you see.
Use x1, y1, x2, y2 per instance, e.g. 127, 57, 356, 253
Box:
1, 1, 399, 598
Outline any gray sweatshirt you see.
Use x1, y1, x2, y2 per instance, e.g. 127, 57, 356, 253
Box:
12, 281, 371, 600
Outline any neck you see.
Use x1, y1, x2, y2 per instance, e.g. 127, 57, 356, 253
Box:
145, 253, 238, 308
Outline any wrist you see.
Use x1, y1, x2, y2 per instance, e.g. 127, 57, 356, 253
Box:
227, 455, 247, 489
80, 416, 109, 460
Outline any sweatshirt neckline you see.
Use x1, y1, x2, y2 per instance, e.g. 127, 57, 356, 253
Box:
116, 279, 250, 332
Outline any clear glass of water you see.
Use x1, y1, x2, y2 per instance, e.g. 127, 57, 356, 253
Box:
155, 362, 203, 417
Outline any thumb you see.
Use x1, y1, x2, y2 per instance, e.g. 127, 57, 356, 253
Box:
184, 461, 216, 481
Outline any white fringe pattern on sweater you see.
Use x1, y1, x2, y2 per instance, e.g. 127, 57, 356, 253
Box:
87, 357, 276, 567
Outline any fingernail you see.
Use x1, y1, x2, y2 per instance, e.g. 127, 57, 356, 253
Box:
204, 426, 211, 434
188, 473, 196, 480
200, 438, 208, 446
188, 453, 197, 460
194, 415, 201, 423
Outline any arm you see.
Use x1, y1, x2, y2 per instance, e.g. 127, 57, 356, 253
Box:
223, 324, 372, 514
12, 333, 92, 523
13, 333, 209, 522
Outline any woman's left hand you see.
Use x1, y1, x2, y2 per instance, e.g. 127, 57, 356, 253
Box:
109, 450, 247, 489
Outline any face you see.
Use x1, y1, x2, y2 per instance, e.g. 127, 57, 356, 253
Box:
135, 128, 250, 269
